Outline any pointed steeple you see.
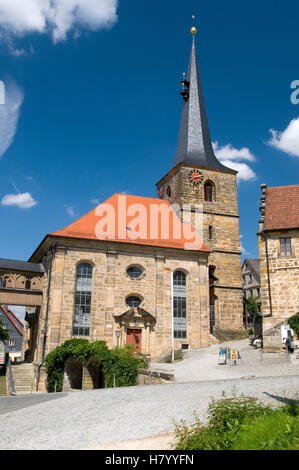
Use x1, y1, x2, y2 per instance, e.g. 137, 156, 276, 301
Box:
173, 27, 231, 172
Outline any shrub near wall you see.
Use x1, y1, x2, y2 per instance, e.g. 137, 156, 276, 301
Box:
288, 313, 299, 339
45, 339, 145, 393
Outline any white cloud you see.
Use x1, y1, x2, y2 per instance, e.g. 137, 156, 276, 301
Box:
0, 82, 24, 158
213, 142, 256, 162
218, 160, 257, 181
1, 192, 38, 209
66, 205, 75, 217
240, 235, 250, 256
0, 0, 118, 43
267, 117, 299, 158
90, 198, 100, 205
213, 142, 257, 181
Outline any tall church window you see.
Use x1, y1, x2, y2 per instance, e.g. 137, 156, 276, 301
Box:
73, 263, 93, 337
204, 181, 214, 202
173, 271, 187, 339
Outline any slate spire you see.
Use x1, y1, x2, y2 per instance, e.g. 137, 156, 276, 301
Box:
173, 30, 231, 171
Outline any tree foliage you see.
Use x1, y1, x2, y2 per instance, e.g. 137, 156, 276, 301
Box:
288, 313, 299, 338
0, 316, 9, 342
45, 338, 147, 393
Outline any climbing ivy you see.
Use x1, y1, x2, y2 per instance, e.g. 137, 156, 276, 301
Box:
45, 338, 147, 393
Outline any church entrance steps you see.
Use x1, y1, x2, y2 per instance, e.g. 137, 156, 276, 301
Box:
11, 363, 35, 395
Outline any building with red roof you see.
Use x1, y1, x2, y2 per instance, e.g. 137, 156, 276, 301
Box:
0, 305, 24, 362
258, 184, 299, 351
7, 28, 246, 391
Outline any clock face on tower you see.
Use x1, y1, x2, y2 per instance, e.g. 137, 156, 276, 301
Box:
189, 169, 203, 186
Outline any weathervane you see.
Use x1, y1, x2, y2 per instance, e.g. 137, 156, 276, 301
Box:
190, 14, 197, 39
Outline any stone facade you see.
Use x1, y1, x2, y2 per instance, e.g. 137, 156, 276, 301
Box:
156, 163, 244, 336
258, 231, 299, 338
242, 259, 260, 300
258, 184, 299, 352
28, 237, 210, 371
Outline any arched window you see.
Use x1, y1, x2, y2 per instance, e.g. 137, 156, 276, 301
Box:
204, 181, 214, 202
166, 186, 171, 198
73, 263, 93, 337
0, 277, 7, 288
173, 271, 187, 339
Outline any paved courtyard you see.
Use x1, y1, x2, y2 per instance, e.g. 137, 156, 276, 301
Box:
150, 339, 299, 382
0, 374, 298, 449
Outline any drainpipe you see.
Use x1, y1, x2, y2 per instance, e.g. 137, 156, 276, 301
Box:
261, 232, 273, 318
171, 271, 174, 363
36, 242, 55, 391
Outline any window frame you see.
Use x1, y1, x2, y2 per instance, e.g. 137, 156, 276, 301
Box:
279, 237, 292, 256
173, 270, 187, 339
72, 262, 93, 337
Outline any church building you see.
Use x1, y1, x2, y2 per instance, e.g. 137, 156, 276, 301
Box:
22, 26, 244, 376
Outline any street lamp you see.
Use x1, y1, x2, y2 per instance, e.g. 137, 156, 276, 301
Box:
115, 327, 121, 353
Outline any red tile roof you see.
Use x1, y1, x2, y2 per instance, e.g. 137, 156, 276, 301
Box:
51, 194, 210, 253
264, 185, 299, 231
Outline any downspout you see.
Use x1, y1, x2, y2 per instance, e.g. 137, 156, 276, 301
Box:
263, 232, 273, 318
258, 184, 272, 319
36, 242, 55, 391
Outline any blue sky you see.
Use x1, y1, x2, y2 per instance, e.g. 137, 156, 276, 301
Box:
0, 0, 299, 267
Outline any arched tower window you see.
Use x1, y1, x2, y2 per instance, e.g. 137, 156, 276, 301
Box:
204, 181, 214, 202
73, 263, 93, 337
166, 186, 171, 198
173, 271, 187, 339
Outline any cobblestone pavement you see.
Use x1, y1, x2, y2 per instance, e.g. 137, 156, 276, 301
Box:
151, 340, 299, 382
0, 374, 298, 450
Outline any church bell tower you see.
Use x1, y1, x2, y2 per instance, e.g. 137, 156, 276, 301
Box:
156, 22, 244, 338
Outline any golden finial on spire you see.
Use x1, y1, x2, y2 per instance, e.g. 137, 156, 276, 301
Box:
190, 15, 197, 36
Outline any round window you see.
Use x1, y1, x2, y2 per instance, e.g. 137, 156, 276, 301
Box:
127, 266, 143, 279
126, 296, 141, 308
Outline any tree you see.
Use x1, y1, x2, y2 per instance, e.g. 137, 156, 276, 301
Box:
246, 295, 261, 319
0, 316, 9, 342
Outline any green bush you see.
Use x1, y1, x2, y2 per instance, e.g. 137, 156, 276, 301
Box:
45, 338, 145, 393
175, 396, 275, 450
288, 313, 299, 338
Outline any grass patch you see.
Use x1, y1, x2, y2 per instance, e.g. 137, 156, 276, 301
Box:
174, 394, 299, 450
160, 349, 183, 363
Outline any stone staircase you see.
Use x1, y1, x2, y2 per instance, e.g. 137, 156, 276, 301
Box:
11, 363, 35, 395
0, 369, 7, 397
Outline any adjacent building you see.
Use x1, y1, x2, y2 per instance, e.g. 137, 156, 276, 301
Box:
258, 184, 299, 351
0, 305, 24, 362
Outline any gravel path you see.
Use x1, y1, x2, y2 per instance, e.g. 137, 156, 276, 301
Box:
0, 375, 298, 450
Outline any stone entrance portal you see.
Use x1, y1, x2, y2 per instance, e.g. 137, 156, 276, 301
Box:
126, 329, 142, 353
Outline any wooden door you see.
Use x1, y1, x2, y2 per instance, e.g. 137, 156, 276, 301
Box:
126, 329, 142, 353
